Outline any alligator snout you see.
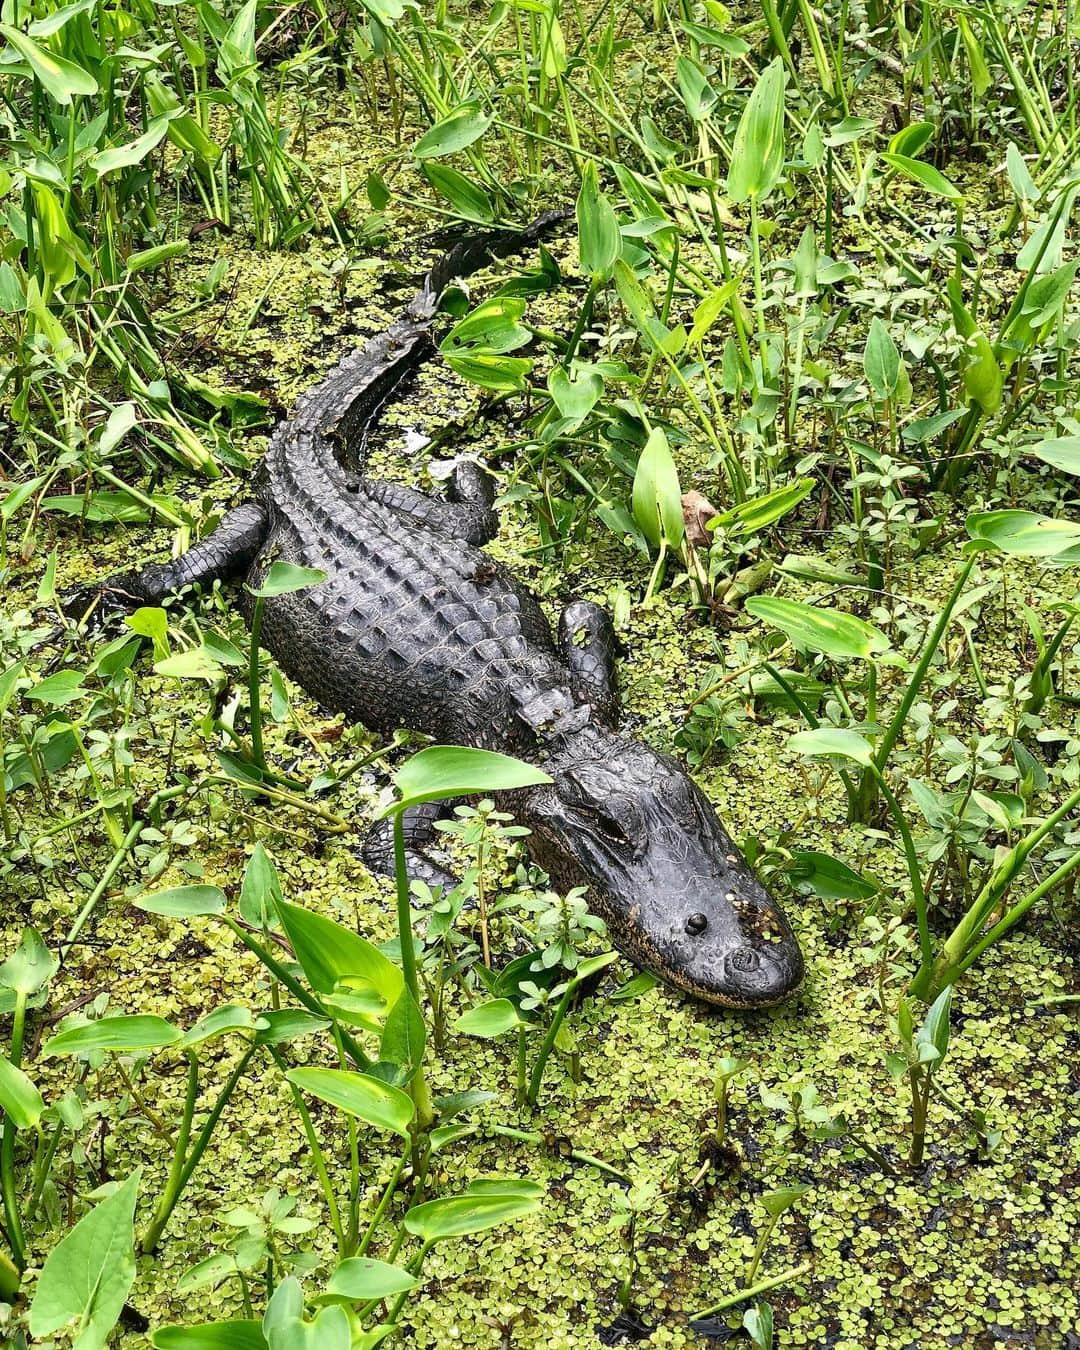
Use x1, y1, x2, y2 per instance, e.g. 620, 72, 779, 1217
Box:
525, 736, 805, 1009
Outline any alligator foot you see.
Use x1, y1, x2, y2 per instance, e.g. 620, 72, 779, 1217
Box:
361, 801, 459, 893
362, 460, 498, 546
559, 601, 619, 725
62, 501, 269, 623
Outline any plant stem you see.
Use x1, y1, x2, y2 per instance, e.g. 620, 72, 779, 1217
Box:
690, 1260, 813, 1320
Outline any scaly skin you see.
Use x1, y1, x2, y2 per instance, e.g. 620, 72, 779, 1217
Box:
82, 217, 804, 1007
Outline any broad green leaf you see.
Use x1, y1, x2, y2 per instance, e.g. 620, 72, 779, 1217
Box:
89, 116, 171, 176
248, 563, 327, 598
45, 1015, 181, 1057
631, 427, 684, 552
548, 365, 603, 423
442, 297, 529, 354
180, 1005, 258, 1050
887, 121, 935, 158
321, 1257, 418, 1301
125, 606, 169, 661
153, 646, 223, 682
28, 1171, 140, 1348
726, 57, 787, 203
789, 851, 878, 901
135, 885, 227, 918
382, 745, 552, 817
0, 927, 57, 994
675, 54, 717, 122
688, 278, 739, 345
745, 596, 890, 660
275, 899, 403, 1019
966, 510, 1080, 558
961, 331, 1002, 413
403, 1184, 542, 1242
0, 1056, 45, 1130
0, 23, 98, 103
576, 161, 620, 281
916, 985, 952, 1062
881, 152, 963, 202
253, 1009, 330, 1045
285, 1068, 414, 1137
422, 163, 493, 223
789, 728, 874, 766
152, 1324, 268, 1350
1027, 436, 1080, 476
239, 842, 282, 929
442, 350, 532, 392
760, 1183, 810, 1218
454, 998, 524, 1038
25, 669, 85, 705
414, 105, 491, 158
380, 991, 426, 1078
863, 317, 900, 400
712, 480, 812, 537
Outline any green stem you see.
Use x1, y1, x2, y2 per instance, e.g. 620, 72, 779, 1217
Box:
248, 596, 266, 770
526, 981, 576, 1106
690, 1260, 813, 1320
1, 991, 28, 1274
140, 1052, 199, 1254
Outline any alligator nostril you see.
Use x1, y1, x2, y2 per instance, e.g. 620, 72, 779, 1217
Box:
728, 947, 760, 973
685, 912, 708, 936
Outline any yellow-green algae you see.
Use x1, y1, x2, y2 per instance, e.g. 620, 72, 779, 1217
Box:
3, 47, 1080, 1350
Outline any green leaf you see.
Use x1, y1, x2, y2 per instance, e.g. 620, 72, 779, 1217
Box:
675, 54, 717, 122
0, 1056, 45, 1130
239, 843, 282, 929
548, 365, 604, 423
712, 479, 812, 537
152, 1324, 268, 1350
788, 851, 878, 901
1027, 436, 1080, 476
0, 23, 98, 103
180, 1005, 259, 1050
285, 1068, 414, 1137
745, 596, 890, 659
880, 152, 963, 202
248, 563, 327, 598
421, 163, 493, 223
153, 647, 224, 682
381, 745, 552, 817
966, 510, 1080, 559
454, 998, 524, 1038
44, 1015, 181, 1057
632, 426, 684, 552
760, 1183, 810, 1218
789, 728, 874, 767
321, 1257, 418, 1302
688, 278, 739, 344
25, 669, 85, 705
403, 1183, 542, 1242
916, 985, 952, 1063
135, 885, 227, 918
253, 1009, 330, 1046
576, 161, 620, 282
28, 1171, 140, 1348
380, 991, 426, 1078
863, 317, 900, 400
0, 927, 58, 995
413, 104, 491, 158
887, 120, 935, 158
274, 899, 403, 1024
89, 116, 171, 176
726, 57, 787, 204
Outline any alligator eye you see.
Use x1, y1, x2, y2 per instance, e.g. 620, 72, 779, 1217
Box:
593, 806, 630, 845
685, 912, 708, 936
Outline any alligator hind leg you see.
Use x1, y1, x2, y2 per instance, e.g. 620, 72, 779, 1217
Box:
559, 600, 619, 725
361, 801, 459, 892
361, 459, 498, 545
66, 501, 269, 620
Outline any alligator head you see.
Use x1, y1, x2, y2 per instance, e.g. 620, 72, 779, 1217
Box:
524, 730, 804, 1008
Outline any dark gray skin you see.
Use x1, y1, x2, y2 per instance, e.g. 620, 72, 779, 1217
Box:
75, 216, 804, 1008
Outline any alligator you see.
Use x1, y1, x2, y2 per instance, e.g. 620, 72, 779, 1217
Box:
74, 214, 804, 1008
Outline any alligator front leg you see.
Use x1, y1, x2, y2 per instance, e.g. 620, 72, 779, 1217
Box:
559, 600, 619, 725
361, 800, 459, 892
360, 459, 498, 545
66, 501, 269, 620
